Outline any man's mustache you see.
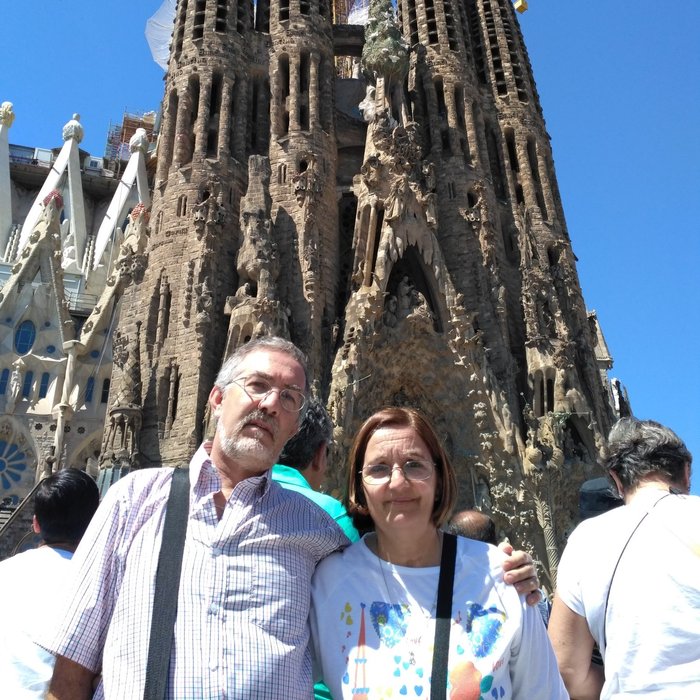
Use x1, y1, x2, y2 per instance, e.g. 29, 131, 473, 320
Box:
240, 409, 278, 438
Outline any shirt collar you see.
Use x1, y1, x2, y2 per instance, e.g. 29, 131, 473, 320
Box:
189, 441, 273, 498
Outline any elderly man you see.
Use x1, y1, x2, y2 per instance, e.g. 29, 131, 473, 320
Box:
549, 417, 699, 698
45, 337, 349, 699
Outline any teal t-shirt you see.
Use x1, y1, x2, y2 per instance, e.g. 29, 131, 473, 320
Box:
271, 464, 359, 543
272, 464, 359, 699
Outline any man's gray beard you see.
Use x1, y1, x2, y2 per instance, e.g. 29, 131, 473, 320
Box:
216, 413, 278, 471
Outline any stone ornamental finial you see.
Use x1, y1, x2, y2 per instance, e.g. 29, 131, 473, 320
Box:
0, 101, 15, 128
129, 127, 150, 154
42, 189, 64, 210
62, 113, 84, 143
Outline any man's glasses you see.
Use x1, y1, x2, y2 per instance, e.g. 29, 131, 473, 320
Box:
231, 375, 306, 413
361, 460, 435, 484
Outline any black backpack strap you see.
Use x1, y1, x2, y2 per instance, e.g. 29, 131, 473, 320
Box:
431, 532, 458, 699
143, 467, 190, 700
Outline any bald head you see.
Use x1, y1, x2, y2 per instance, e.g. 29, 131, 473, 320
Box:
447, 509, 497, 545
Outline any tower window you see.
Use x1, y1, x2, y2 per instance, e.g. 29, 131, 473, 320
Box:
39, 372, 50, 399
21, 371, 34, 399
193, 0, 206, 40
0, 368, 9, 395
85, 377, 95, 404
101, 378, 111, 404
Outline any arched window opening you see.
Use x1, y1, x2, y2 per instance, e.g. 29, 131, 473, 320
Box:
101, 378, 111, 404
21, 371, 34, 399
215, 0, 228, 32
0, 369, 8, 394
39, 372, 50, 399
85, 377, 95, 404
14, 320, 36, 355
193, 0, 206, 40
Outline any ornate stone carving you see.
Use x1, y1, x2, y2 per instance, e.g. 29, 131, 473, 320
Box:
129, 127, 150, 155
292, 156, 322, 207
112, 331, 129, 369
61, 113, 84, 143
0, 101, 15, 127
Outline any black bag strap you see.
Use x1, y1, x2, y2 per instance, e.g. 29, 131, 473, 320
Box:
431, 532, 458, 700
143, 467, 190, 700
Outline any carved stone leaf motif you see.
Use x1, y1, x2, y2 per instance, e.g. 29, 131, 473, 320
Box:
112, 332, 129, 369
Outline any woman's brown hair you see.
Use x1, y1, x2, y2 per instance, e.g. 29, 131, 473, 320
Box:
344, 406, 457, 531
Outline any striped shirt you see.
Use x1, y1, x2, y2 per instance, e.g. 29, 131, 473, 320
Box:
42, 444, 349, 699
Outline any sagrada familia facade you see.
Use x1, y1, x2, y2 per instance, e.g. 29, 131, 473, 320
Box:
0, 0, 625, 586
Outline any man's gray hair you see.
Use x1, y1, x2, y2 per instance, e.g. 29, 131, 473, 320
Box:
606, 417, 692, 491
215, 336, 310, 394
278, 398, 333, 471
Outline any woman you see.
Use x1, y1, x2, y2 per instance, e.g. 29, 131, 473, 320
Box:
310, 407, 567, 699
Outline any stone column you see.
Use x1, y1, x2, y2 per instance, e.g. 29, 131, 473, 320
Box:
174, 87, 193, 166
537, 149, 556, 221
309, 51, 320, 129
233, 74, 248, 160
289, 57, 300, 132
270, 60, 281, 138
363, 198, 379, 287
443, 82, 462, 157
195, 77, 212, 157
516, 137, 538, 211
464, 99, 480, 168
218, 78, 234, 158
156, 91, 176, 183
0, 102, 14, 260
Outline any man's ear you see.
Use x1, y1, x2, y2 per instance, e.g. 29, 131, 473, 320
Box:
609, 470, 624, 498
309, 441, 327, 475
209, 386, 224, 418
32, 515, 41, 535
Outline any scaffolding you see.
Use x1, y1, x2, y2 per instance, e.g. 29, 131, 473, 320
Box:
104, 111, 158, 176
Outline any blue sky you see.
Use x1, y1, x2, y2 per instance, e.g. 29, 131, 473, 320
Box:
2, 1, 698, 493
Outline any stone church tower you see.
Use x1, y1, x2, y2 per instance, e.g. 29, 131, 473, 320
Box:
102, 0, 616, 585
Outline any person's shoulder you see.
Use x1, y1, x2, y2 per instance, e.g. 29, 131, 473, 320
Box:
115, 466, 177, 492
568, 503, 629, 543
315, 535, 366, 572
269, 478, 341, 524
453, 533, 503, 568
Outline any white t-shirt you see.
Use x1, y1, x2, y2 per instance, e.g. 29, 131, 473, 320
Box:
0, 546, 73, 699
557, 489, 700, 698
310, 533, 567, 699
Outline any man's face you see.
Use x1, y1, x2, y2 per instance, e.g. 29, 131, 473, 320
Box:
209, 349, 306, 475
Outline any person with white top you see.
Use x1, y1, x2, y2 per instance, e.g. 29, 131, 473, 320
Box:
0, 468, 99, 699
310, 406, 567, 699
549, 417, 699, 699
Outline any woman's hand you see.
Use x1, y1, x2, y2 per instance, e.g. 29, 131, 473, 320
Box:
499, 540, 542, 606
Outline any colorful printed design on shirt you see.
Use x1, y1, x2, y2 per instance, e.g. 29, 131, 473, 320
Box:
448, 661, 506, 700
369, 601, 409, 647
463, 603, 505, 658
337, 599, 507, 699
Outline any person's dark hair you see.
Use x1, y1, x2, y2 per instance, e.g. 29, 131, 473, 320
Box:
278, 398, 333, 471
214, 336, 310, 395
34, 468, 100, 545
446, 509, 497, 545
605, 417, 692, 492
345, 407, 457, 531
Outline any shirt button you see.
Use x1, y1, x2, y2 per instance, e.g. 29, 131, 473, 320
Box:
209, 604, 219, 615
209, 661, 217, 671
